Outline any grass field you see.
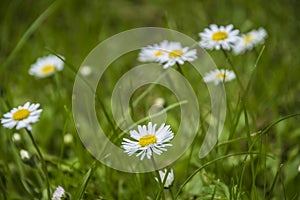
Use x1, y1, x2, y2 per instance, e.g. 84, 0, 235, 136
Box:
1, 0, 300, 199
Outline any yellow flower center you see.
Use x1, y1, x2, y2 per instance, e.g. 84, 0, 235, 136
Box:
154, 50, 163, 57
13, 109, 30, 120
168, 49, 183, 58
41, 65, 55, 75
139, 134, 157, 147
216, 73, 226, 79
212, 31, 228, 41
243, 34, 254, 44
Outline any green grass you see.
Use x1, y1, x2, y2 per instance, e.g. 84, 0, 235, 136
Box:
1, 0, 300, 199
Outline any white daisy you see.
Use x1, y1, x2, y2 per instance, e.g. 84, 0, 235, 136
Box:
29, 54, 64, 78
155, 168, 174, 188
199, 24, 240, 50
233, 28, 267, 54
138, 40, 197, 69
159, 41, 197, 69
121, 122, 174, 160
203, 69, 236, 85
20, 149, 30, 160
52, 186, 65, 200
138, 40, 169, 63
1, 102, 42, 130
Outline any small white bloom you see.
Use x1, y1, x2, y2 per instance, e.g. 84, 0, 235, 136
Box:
79, 65, 92, 76
138, 40, 197, 69
153, 97, 165, 107
12, 133, 21, 142
155, 169, 174, 188
64, 133, 73, 144
203, 69, 236, 85
29, 54, 64, 78
298, 164, 300, 173
233, 28, 267, 55
122, 122, 174, 160
52, 186, 65, 200
199, 24, 240, 50
20, 149, 30, 160
1, 102, 42, 130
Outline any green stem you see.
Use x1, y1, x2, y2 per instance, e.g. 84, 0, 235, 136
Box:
152, 156, 165, 200
176, 63, 185, 76
26, 129, 50, 199
169, 186, 175, 200
221, 49, 244, 91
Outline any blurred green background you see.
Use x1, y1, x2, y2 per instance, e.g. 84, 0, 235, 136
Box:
1, 0, 300, 199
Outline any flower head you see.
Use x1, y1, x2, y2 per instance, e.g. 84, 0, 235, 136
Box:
29, 54, 64, 78
122, 122, 174, 160
1, 102, 42, 130
138, 40, 197, 69
20, 149, 30, 160
155, 168, 174, 188
233, 28, 267, 54
138, 40, 169, 63
203, 69, 236, 85
79, 65, 92, 76
52, 186, 65, 200
199, 24, 240, 50
12, 133, 21, 142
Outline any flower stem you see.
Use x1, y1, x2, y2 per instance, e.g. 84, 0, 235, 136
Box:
221, 49, 244, 91
26, 129, 50, 199
176, 63, 185, 76
151, 156, 165, 200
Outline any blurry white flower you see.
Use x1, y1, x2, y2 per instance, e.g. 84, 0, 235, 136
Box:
122, 122, 174, 160
20, 149, 30, 160
1, 102, 42, 130
298, 164, 300, 173
153, 97, 165, 107
64, 133, 73, 144
203, 69, 236, 85
52, 186, 65, 200
138, 40, 197, 69
29, 54, 64, 78
155, 169, 174, 188
12, 133, 21, 142
233, 28, 267, 54
79, 65, 92, 76
199, 24, 240, 50
138, 40, 169, 63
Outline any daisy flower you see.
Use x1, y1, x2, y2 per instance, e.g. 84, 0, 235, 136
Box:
199, 24, 240, 50
233, 28, 267, 55
203, 69, 236, 85
121, 122, 174, 160
1, 102, 42, 130
138, 40, 197, 69
159, 41, 197, 69
155, 168, 174, 188
29, 54, 64, 78
138, 40, 169, 63
52, 186, 66, 200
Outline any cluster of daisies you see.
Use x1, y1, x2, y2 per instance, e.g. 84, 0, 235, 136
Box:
0, 24, 267, 198
138, 24, 266, 85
